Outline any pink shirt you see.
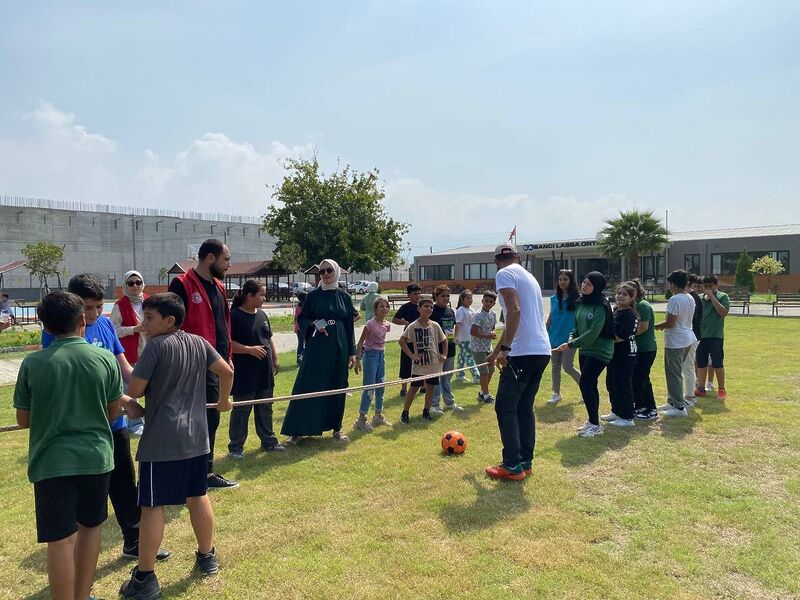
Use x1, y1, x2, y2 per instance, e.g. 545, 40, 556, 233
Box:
363, 318, 391, 351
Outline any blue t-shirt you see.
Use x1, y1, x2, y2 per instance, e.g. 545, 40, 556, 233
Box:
548, 294, 577, 347
42, 316, 127, 431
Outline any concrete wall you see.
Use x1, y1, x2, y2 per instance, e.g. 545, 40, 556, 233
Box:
0, 201, 275, 292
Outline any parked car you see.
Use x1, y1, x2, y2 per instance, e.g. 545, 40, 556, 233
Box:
291, 281, 313, 294
266, 282, 290, 292
353, 280, 376, 293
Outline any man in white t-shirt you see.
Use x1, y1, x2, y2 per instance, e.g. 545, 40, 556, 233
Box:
485, 243, 551, 481
655, 270, 697, 417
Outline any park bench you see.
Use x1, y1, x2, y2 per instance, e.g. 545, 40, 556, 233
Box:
727, 289, 751, 314
386, 293, 432, 309
771, 292, 800, 316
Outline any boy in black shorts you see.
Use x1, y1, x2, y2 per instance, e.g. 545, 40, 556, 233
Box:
392, 283, 422, 396
14, 291, 124, 600
120, 293, 234, 598
398, 298, 447, 423
694, 275, 731, 400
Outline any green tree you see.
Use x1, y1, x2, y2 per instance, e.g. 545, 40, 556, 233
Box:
158, 266, 169, 285
733, 249, 755, 291
21, 241, 65, 299
750, 255, 785, 299
597, 210, 669, 280
271, 241, 307, 275
262, 157, 410, 274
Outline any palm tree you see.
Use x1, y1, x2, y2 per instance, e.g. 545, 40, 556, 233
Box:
597, 210, 669, 280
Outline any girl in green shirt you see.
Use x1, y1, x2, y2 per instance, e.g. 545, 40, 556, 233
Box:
553, 271, 614, 437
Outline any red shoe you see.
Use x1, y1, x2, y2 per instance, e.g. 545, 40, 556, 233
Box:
717, 389, 727, 400
694, 388, 707, 397
484, 465, 526, 481
524, 468, 532, 476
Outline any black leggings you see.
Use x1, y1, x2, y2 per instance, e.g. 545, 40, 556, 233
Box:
606, 355, 637, 420
578, 354, 608, 425
633, 350, 657, 412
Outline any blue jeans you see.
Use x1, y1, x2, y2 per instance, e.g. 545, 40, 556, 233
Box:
432, 355, 455, 408
359, 349, 386, 413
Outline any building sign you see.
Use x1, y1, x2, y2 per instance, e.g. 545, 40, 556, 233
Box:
521, 240, 598, 252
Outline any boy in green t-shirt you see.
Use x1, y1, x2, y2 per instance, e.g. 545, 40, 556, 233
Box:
14, 291, 124, 600
694, 275, 731, 400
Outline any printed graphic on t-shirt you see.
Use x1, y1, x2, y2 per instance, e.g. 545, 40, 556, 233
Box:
414, 326, 435, 366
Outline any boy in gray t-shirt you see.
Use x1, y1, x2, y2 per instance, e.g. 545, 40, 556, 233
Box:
121, 293, 233, 598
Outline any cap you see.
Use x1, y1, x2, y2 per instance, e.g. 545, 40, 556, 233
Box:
494, 242, 519, 258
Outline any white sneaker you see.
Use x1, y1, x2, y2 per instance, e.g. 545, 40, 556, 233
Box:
547, 393, 562, 405
657, 404, 674, 412
429, 406, 444, 415
706, 383, 715, 392
576, 420, 592, 432
684, 396, 696, 407
578, 423, 603, 437
600, 412, 620, 422
661, 407, 688, 417
608, 418, 635, 427
444, 403, 464, 412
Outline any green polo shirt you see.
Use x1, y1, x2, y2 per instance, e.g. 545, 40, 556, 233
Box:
13, 337, 122, 483
635, 299, 657, 353
700, 292, 730, 339
568, 303, 614, 363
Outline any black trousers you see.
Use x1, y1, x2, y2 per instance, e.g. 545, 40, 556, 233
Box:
578, 354, 608, 425
606, 354, 637, 420
633, 350, 657, 412
228, 387, 279, 453
206, 375, 220, 475
110, 429, 141, 545
494, 355, 550, 468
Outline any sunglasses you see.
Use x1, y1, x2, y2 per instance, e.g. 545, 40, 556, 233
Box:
126, 280, 143, 287
319, 267, 335, 275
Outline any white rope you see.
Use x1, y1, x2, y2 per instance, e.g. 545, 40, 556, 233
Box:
0, 362, 492, 433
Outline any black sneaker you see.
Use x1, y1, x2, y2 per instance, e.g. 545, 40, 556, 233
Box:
122, 543, 171, 562
195, 547, 220, 576
207, 473, 239, 490
400, 411, 409, 424
262, 443, 286, 452
399, 389, 406, 397
120, 567, 161, 599
634, 409, 658, 421
421, 409, 432, 421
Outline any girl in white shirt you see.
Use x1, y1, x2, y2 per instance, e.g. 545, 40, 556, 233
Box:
454, 290, 480, 383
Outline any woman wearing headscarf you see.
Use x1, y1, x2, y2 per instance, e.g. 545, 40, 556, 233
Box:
281, 259, 358, 444
553, 271, 615, 438
111, 270, 148, 436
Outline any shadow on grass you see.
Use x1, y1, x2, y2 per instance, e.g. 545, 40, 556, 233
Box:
554, 425, 652, 467
696, 399, 730, 415
657, 409, 703, 440
223, 435, 347, 483
439, 473, 530, 533
537, 400, 576, 423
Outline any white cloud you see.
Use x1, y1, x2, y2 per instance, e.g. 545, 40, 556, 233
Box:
0, 102, 311, 216
384, 178, 641, 252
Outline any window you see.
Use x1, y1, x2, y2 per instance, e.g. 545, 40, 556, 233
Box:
463, 263, 497, 279
419, 264, 453, 281
641, 255, 666, 286
684, 254, 701, 274
576, 258, 622, 284
712, 250, 789, 275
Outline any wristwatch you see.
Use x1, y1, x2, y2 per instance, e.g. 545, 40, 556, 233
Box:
499, 344, 512, 352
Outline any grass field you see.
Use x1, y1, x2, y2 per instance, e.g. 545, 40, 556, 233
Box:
1, 316, 799, 599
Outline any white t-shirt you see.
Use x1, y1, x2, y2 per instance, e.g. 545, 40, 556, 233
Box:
495, 263, 551, 357
664, 292, 697, 349
455, 306, 475, 343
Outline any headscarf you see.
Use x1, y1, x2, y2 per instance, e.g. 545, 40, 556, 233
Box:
578, 271, 615, 338
367, 281, 379, 293
122, 270, 145, 304
318, 259, 341, 291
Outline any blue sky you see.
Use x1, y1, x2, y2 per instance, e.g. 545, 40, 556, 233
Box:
1, 1, 798, 257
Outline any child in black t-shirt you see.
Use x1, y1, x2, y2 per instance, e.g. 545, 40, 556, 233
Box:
227, 280, 283, 457
602, 283, 639, 427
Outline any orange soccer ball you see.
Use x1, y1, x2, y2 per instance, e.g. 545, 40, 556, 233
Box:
441, 431, 468, 455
